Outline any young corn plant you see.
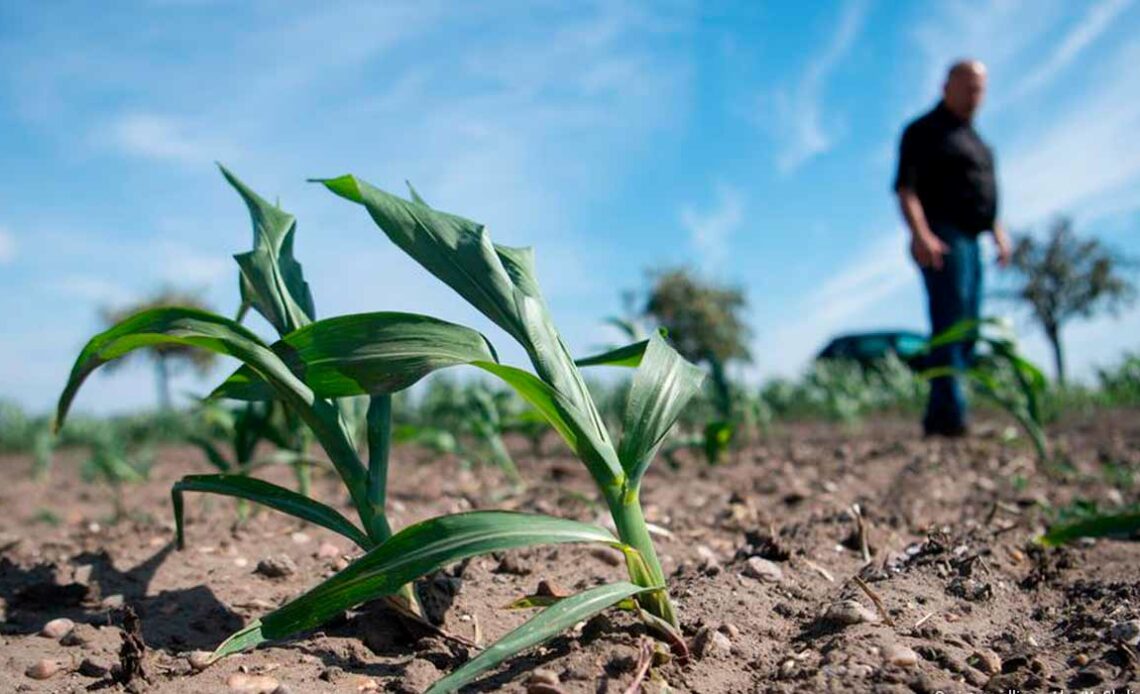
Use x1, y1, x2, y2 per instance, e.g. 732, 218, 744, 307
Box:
921, 317, 1049, 461
55, 169, 702, 692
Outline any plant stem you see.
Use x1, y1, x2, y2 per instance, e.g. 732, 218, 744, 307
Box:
365, 395, 393, 543
365, 394, 420, 614
607, 486, 677, 627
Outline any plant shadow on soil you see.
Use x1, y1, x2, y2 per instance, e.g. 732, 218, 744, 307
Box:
0, 542, 243, 651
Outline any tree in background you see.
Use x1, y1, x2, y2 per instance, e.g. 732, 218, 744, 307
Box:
998, 219, 1135, 385
101, 289, 217, 410
642, 267, 752, 424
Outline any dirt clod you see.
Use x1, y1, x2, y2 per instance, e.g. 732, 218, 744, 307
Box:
743, 556, 783, 582
225, 672, 281, 693
255, 555, 297, 579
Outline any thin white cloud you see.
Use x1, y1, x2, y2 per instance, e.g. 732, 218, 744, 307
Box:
1004, 39, 1140, 225
903, 0, 1062, 120
0, 226, 16, 264
53, 276, 134, 305
770, 0, 868, 173
757, 230, 920, 377
106, 112, 230, 165
681, 184, 744, 272
1002, 0, 1132, 105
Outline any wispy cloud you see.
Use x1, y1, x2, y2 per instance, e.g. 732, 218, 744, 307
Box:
105, 112, 232, 165
770, 0, 868, 173
1002, 0, 1132, 105
757, 230, 918, 376
903, 0, 1062, 119
0, 226, 15, 264
682, 184, 744, 272
53, 276, 134, 305
1004, 39, 1140, 225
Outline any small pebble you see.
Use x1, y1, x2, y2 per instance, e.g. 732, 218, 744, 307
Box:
1110, 620, 1140, 646
256, 555, 297, 579
316, 542, 341, 559
73, 564, 94, 586
692, 626, 732, 658
970, 649, 1002, 675
1072, 653, 1090, 667
743, 556, 783, 582
290, 532, 310, 545
226, 672, 281, 693
26, 659, 61, 680
234, 557, 249, 568
525, 669, 560, 686
883, 643, 918, 667
589, 547, 624, 567
78, 657, 111, 678
41, 617, 75, 639
824, 599, 878, 625
188, 650, 213, 671
101, 594, 124, 609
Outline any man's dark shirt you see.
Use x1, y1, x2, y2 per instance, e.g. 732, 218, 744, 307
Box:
894, 102, 997, 234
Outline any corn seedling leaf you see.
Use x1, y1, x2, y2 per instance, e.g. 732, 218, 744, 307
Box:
55, 307, 370, 520
426, 582, 653, 694
220, 165, 315, 336
575, 339, 649, 368
1039, 508, 1140, 547
619, 333, 705, 486
173, 474, 370, 550
317, 175, 622, 484
211, 511, 624, 660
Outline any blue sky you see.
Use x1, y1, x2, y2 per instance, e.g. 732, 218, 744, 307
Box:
2, 0, 1139, 414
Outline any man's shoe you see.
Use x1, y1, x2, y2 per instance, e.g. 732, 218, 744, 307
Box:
923, 422, 969, 438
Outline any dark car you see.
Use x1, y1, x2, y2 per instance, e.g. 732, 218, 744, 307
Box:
816, 330, 928, 369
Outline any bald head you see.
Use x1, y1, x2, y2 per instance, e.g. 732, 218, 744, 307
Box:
943, 59, 987, 121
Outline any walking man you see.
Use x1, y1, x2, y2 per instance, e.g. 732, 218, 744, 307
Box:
894, 59, 1011, 436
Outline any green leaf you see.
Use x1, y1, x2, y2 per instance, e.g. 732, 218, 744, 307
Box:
575, 339, 649, 368
426, 582, 652, 694
54, 307, 370, 526
210, 511, 622, 659
1039, 508, 1140, 547
173, 474, 371, 550
220, 165, 316, 336
211, 312, 499, 400
618, 333, 705, 486
317, 175, 622, 485
187, 435, 233, 472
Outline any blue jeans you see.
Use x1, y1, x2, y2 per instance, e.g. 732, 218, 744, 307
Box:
921, 222, 982, 433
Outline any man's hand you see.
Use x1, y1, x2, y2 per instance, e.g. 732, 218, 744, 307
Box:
993, 225, 1012, 268
910, 231, 949, 270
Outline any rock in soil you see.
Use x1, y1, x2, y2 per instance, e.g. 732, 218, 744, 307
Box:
692, 625, 733, 658
1109, 619, 1140, 645
255, 555, 297, 578
25, 659, 61, 680
396, 659, 441, 694
969, 648, 1002, 675
883, 643, 918, 667
40, 616, 75, 639
226, 672, 281, 693
589, 546, 623, 567
316, 541, 341, 559
78, 657, 112, 678
187, 650, 213, 672
824, 599, 879, 625
743, 556, 783, 582
525, 669, 560, 686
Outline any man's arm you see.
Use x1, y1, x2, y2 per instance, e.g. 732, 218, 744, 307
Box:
897, 187, 948, 270
991, 219, 1011, 267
